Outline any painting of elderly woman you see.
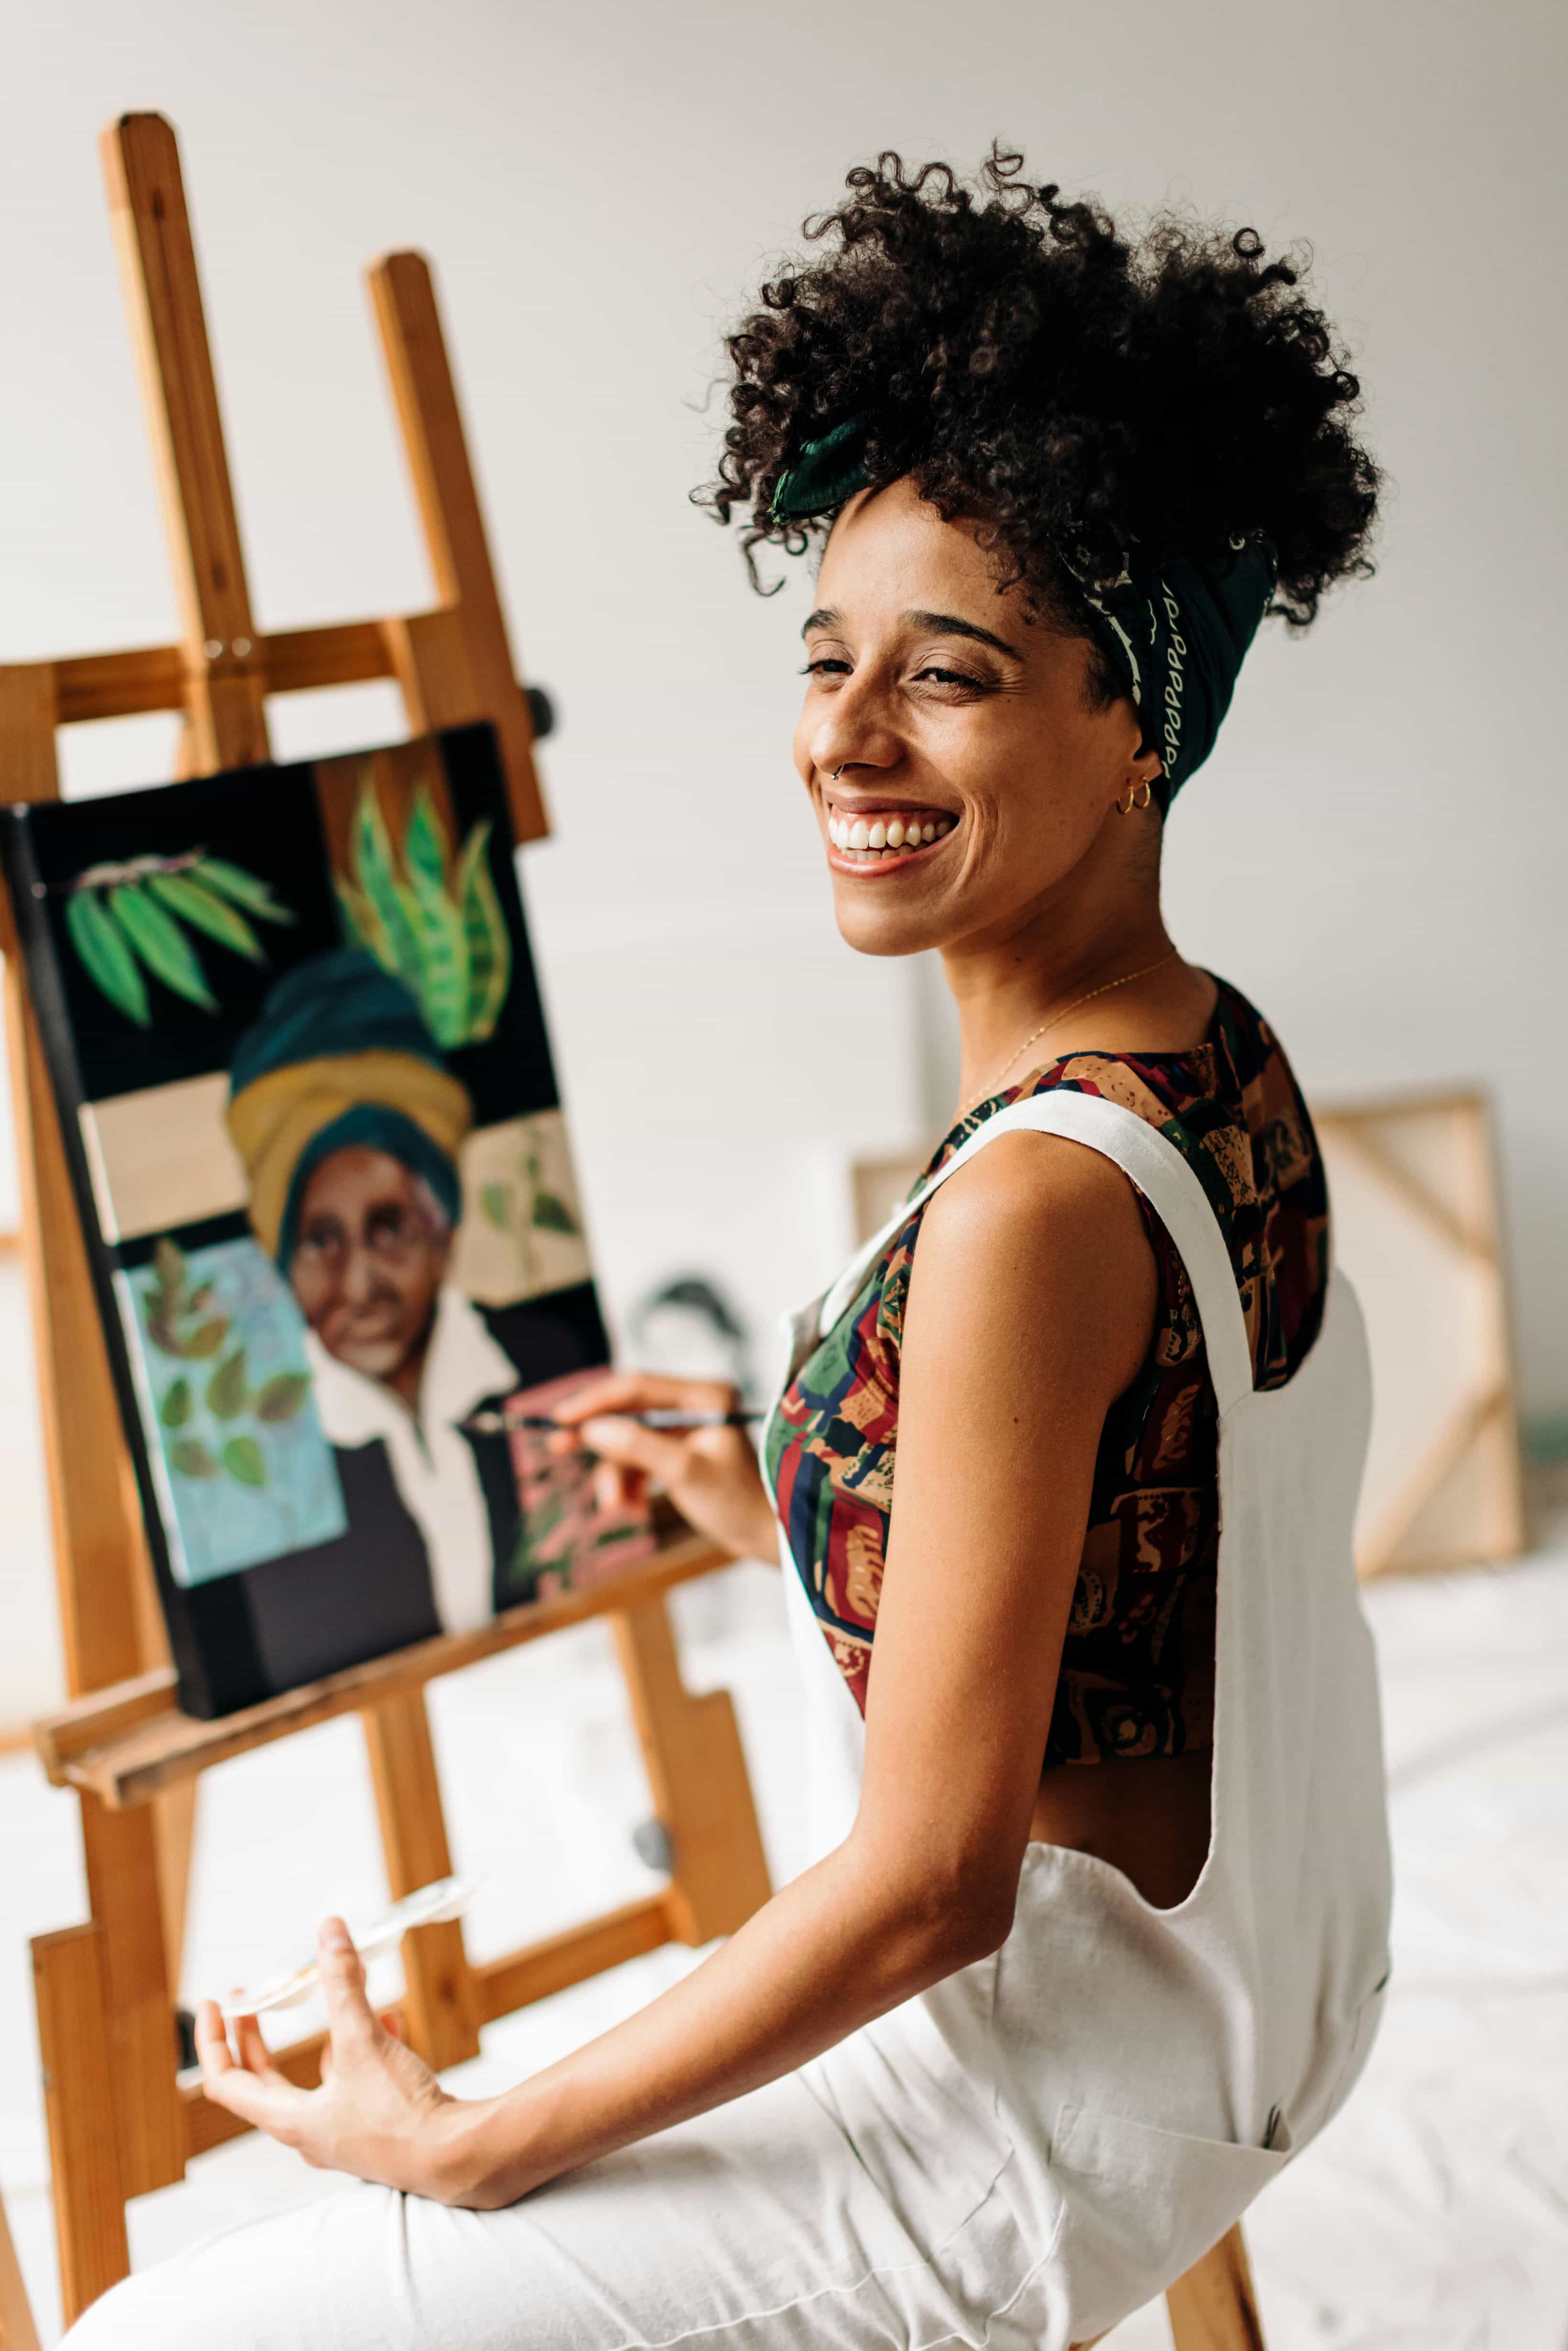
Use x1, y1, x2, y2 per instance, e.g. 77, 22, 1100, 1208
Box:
2, 723, 644, 1717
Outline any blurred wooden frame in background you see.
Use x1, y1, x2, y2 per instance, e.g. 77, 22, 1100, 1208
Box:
850, 1087, 1526, 1583
1316, 1089, 1525, 1578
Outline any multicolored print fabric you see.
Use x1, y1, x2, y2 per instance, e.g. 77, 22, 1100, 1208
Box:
766, 976, 1328, 1763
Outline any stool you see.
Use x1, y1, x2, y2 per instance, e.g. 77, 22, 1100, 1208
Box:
1074, 2220, 1264, 2351
1165, 2224, 1264, 2349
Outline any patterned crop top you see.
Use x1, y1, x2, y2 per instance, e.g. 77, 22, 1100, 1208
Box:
765, 976, 1328, 1765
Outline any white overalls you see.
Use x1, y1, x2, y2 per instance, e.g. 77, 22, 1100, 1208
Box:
71, 1093, 1392, 2351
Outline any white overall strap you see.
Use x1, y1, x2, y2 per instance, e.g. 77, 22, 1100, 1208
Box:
818, 1093, 1254, 1412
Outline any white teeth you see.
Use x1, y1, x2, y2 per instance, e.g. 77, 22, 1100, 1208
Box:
827, 811, 956, 857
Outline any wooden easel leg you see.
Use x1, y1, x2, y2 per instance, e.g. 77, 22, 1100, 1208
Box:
78, 1797, 185, 2203
152, 1781, 198, 1993
32, 1925, 130, 2329
100, 115, 271, 773
1, 967, 150, 1700
0, 2183, 43, 2351
611, 1598, 772, 1945
367, 251, 546, 844
1165, 2222, 1266, 2351
361, 1692, 481, 2070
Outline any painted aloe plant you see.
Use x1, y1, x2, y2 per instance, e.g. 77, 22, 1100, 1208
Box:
144, 1237, 309, 1490
63, 850, 296, 1027
335, 770, 512, 1049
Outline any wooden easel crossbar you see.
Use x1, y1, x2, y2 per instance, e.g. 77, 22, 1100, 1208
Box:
5, 112, 770, 2328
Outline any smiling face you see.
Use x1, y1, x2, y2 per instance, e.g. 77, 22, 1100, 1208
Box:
287, 1145, 452, 1402
792, 478, 1163, 962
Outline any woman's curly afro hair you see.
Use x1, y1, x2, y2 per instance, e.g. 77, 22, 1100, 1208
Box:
697, 148, 1380, 692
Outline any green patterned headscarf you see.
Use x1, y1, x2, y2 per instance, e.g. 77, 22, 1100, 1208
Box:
771, 417, 1277, 812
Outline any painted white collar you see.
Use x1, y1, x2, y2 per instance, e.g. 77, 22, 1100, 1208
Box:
304, 1285, 518, 1634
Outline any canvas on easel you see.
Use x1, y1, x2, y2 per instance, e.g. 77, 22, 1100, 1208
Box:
3, 721, 652, 1715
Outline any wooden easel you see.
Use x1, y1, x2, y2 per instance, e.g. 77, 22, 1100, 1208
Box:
3, 112, 770, 2328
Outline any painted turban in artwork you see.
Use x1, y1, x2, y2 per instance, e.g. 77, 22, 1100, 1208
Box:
227, 947, 474, 1266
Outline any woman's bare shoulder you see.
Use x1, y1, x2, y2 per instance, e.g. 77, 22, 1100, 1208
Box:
919, 1124, 1149, 1256
907, 1128, 1156, 1397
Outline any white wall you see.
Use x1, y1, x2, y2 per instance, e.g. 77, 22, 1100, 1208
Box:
1, 0, 1565, 1698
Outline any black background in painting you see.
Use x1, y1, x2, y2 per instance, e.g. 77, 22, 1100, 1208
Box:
10, 722, 560, 1125
12, 757, 341, 1104
0, 724, 603, 1719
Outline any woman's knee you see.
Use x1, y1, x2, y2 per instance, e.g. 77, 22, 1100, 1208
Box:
63, 2262, 219, 2351
60, 2189, 386, 2351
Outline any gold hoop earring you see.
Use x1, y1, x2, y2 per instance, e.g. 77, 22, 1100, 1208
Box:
1116, 778, 1153, 817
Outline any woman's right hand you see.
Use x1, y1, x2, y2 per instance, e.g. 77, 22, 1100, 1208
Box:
551, 1373, 780, 1566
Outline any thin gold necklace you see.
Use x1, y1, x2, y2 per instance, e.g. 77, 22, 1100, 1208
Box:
963, 945, 1181, 1115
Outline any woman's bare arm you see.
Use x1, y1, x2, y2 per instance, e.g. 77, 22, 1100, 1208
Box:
197, 1132, 1155, 2206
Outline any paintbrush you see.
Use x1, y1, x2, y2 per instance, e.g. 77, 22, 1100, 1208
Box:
217, 1876, 479, 2019
462, 1406, 765, 1436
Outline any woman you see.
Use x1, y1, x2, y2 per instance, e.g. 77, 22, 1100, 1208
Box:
74, 152, 1391, 2349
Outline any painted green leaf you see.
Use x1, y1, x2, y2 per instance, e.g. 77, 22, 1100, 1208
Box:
66, 889, 150, 1026
159, 1377, 193, 1428
404, 784, 452, 892
108, 883, 219, 1012
455, 822, 512, 1041
530, 1188, 579, 1235
147, 872, 265, 961
401, 864, 469, 1048
254, 1371, 309, 1423
169, 1437, 219, 1479
352, 780, 424, 1000
221, 1435, 266, 1488
191, 857, 297, 925
206, 1347, 249, 1420
182, 1317, 230, 1360
153, 1236, 186, 1299
479, 1181, 511, 1231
